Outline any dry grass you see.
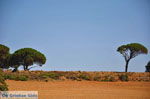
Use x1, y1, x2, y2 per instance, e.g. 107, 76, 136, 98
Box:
3, 70, 150, 82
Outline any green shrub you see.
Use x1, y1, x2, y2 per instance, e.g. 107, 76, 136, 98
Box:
15, 75, 28, 81
0, 75, 5, 83
0, 84, 8, 91
4, 74, 16, 80
93, 76, 101, 81
65, 72, 78, 80
40, 75, 49, 79
101, 76, 110, 82
4, 73, 28, 81
109, 76, 116, 82
101, 76, 115, 82
39, 72, 62, 80
0, 69, 8, 91
119, 74, 128, 81
78, 74, 90, 80
66, 76, 78, 80
48, 73, 60, 79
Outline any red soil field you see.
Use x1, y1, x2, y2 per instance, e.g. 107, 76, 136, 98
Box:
6, 80, 150, 99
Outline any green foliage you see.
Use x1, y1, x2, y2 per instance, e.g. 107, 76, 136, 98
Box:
109, 76, 115, 82
2, 71, 150, 82
4, 74, 28, 81
119, 74, 128, 81
0, 44, 10, 69
0, 44, 46, 71
0, 69, 8, 91
0, 44, 9, 55
66, 75, 78, 80
117, 43, 148, 72
4, 74, 16, 80
101, 75, 115, 82
93, 76, 101, 81
39, 72, 62, 80
15, 75, 28, 81
11, 48, 46, 71
117, 43, 148, 56
78, 74, 90, 80
0, 85, 8, 91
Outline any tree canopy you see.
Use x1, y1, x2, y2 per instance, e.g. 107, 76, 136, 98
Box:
117, 43, 148, 72
0, 44, 10, 69
145, 61, 150, 72
11, 48, 46, 71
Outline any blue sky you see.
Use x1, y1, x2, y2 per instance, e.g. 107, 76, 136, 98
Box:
0, 0, 150, 72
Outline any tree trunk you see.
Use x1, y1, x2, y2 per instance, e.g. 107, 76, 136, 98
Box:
125, 60, 129, 72
12, 67, 18, 72
24, 65, 29, 71
23, 65, 26, 70
12, 65, 18, 72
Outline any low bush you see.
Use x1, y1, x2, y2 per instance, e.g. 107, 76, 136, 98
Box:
0, 84, 8, 91
4, 73, 28, 81
15, 75, 28, 81
0, 69, 8, 91
93, 76, 101, 81
101, 75, 115, 82
78, 74, 90, 80
4, 74, 16, 80
39, 72, 62, 80
109, 76, 116, 82
65, 72, 78, 80
66, 76, 78, 80
2, 71, 150, 82
119, 74, 128, 81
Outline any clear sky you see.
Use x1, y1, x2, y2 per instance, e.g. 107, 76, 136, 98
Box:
0, 0, 150, 72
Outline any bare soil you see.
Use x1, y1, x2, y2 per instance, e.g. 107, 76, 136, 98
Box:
6, 80, 150, 99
